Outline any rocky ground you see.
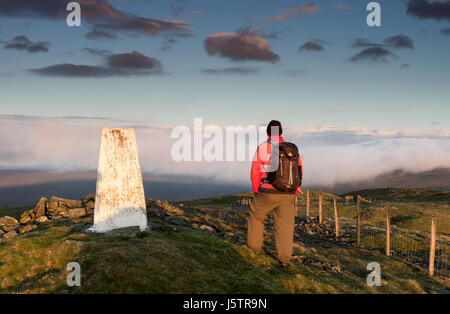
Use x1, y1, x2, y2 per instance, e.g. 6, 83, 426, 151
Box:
0, 194, 95, 240
1, 194, 449, 293
148, 199, 364, 274
1, 194, 355, 274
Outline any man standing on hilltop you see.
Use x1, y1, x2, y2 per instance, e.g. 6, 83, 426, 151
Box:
248, 120, 303, 267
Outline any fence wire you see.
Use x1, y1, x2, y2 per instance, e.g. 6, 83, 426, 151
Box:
435, 238, 449, 279
232, 195, 449, 281
297, 196, 450, 281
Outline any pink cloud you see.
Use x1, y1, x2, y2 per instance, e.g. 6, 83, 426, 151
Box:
204, 30, 279, 62
267, 3, 319, 23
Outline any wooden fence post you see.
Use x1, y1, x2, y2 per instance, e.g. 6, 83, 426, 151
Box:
386, 202, 391, 256
306, 189, 310, 217
429, 215, 437, 277
334, 196, 339, 238
356, 196, 361, 247
319, 190, 323, 224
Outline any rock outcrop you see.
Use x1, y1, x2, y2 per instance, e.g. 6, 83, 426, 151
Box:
47, 196, 83, 219
0, 216, 19, 227
19, 224, 37, 234
19, 197, 48, 224
154, 200, 184, 215
1, 194, 95, 241
0, 216, 20, 233
3, 230, 18, 240
66, 208, 86, 218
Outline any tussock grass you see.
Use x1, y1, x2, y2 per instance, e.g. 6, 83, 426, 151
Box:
1, 188, 449, 294
1, 217, 448, 294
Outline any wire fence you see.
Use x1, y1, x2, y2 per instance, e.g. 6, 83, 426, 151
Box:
230, 191, 450, 281
435, 237, 450, 279
296, 192, 449, 281
359, 224, 449, 279
230, 198, 252, 210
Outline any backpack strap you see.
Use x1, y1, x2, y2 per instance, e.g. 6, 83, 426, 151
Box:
261, 140, 273, 185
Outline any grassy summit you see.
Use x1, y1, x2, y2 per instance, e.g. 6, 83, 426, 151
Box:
0, 188, 449, 294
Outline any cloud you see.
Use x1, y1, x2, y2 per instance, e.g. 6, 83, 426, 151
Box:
29, 64, 131, 78
307, 38, 329, 45
350, 34, 413, 64
383, 34, 414, 49
0, 114, 146, 124
85, 29, 118, 41
83, 48, 113, 57
267, 3, 319, 23
330, 2, 351, 10
0, 0, 191, 38
3, 35, 49, 53
267, 3, 318, 22
349, 47, 398, 63
260, 30, 281, 40
29, 51, 163, 78
298, 41, 325, 52
440, 28, 450, 35
200, 67, 259, 75
351, 38, 383, 48
91, 18, 189, 38
0, 115, 449, 188
406, 0, 450, 21
107, 51, 161, 69
302, 138, 450, 187
204, 30, 280, 63
352, 35, 414, 50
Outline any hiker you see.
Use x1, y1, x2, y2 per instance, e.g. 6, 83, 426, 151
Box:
248, 120, 303, 267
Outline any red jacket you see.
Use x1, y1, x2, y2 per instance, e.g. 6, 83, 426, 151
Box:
251, 136, 303, 195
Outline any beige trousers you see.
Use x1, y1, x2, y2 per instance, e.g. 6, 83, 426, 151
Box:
247, 192, 296, 264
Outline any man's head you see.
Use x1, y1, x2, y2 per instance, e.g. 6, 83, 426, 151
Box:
267, 120, 283, 137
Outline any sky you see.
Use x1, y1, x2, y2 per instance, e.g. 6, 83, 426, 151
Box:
0, 0, 449, 187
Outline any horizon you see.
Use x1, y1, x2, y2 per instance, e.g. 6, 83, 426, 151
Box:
0, 166, 449, 207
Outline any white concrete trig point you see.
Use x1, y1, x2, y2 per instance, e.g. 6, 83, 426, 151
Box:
94, 128, 147, 232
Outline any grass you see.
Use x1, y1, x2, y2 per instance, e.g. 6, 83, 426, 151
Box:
346, 188, 450, 203
1, 216, 448, 294
189, 192, 255, 206
0, 205, 33, 220
0, 187, 449, 294
301, 198, 450, 235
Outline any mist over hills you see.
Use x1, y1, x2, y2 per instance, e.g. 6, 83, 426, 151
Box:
316, 168, 450, 195
0, 168, 449, 206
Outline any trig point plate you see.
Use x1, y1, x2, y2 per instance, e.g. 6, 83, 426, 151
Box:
94, 128, 147, 232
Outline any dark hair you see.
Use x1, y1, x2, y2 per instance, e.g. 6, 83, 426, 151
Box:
267, 120, 283, 136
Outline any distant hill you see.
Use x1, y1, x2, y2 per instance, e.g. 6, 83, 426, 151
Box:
344, 188, 450, 203
0, 169, 249, 207
311, 168, 450, 195
1, 168, 449, 206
